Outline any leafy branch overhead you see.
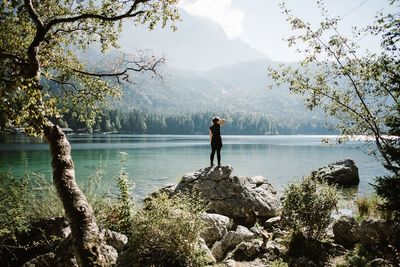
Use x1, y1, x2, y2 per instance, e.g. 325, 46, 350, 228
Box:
0, 0, 179, 135
268, 1, 400, 172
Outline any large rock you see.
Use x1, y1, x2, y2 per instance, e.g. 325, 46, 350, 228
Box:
357, 218, 388, 247
311, 159, 359, 186
175, 166, 279, 225
200, 213, 232, 247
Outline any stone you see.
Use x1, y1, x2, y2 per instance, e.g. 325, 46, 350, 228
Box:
230, 240, 263, 261
357, 218, 388, 247
369, 258, 392, 267
200, 213, 232, 247
99, 229, 128, 252
311, 159, 359, 186
263, 216, 281, 230
332, 216, 358, 248
265, 240, 286, 256
197, 238, 216, 264
210, 226, 255, 261
210, 241, 225, 261
22, 252, 79, 267
174, 166, 280, 225
221, 226, 255, 252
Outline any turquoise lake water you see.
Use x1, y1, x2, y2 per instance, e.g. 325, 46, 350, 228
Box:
0, 134, 388, 200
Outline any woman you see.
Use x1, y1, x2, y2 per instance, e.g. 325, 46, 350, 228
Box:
209, 117, 226, 166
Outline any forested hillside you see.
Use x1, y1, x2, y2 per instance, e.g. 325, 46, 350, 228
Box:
62, 109, 333, 135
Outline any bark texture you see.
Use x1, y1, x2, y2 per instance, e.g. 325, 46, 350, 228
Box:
43, 122, 116, 266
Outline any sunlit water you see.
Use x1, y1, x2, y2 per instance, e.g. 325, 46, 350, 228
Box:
0, 134, 389, 201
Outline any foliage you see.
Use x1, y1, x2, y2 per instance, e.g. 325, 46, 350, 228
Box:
344, 243, 373, 267
354, 194, 384, 221
281, 176, 339, 241
96, 152, 135, 234
125, 192, 208, 267
269, 0, 399, 220
0, 170, 63, 240
374, 175, 400, 221
270, 258, 289, 267
81, 153, 135, 234
0, 0, 179, 136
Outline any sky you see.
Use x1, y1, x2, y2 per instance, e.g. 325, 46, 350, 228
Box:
179, 0, 395, 62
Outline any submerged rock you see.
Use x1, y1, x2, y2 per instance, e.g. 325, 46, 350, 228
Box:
174, 166, 280, 225
311, 159, 359, 186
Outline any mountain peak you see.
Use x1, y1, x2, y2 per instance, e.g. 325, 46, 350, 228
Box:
118, 9, 268, 71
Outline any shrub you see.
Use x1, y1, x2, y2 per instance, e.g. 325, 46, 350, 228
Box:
85, 152, 135, 235
125, 192, 209, 267
374, 175, 400, 221
0, 170, 63, 240
281, 176, 339, 241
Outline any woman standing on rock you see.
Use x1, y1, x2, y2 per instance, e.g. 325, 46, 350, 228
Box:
209, 117, 226, 166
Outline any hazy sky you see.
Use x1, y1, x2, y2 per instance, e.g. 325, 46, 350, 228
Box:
180, 0, 395, 61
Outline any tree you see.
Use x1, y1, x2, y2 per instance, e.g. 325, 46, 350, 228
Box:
268, 1, 399, 218
0, 0, 179, 265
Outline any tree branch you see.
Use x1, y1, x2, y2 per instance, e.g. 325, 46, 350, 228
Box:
44, 0, 148, 33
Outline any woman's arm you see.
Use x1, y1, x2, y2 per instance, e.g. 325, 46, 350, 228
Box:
218, 118, 226, 125
209, 129, 213, 142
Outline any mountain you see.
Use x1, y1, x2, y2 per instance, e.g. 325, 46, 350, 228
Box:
115, 59, 327, 129
118, 10, 268, 71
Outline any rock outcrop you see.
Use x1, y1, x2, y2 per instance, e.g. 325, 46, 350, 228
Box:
174, 166, 280, 225
311, 159, 359, 186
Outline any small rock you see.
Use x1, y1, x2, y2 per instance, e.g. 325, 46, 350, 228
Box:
200, 213, 232, 247
210, 241, 225, 261
221, 226, 255, 252
210, 226, 255, 261
370, 258, 392, 267
230, 240, 263, 261
263, 216, 281, 230
99, 229, 128, 252
197, 238, 216, 264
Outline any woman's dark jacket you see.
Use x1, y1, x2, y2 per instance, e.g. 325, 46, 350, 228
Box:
210, 124, 222, 148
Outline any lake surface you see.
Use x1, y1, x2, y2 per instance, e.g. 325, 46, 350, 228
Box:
0, 134, 388, 200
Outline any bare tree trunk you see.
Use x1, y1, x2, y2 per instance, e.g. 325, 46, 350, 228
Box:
43, 122, 116, 266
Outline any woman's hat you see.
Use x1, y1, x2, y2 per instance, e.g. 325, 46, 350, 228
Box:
212, 117, 220, 122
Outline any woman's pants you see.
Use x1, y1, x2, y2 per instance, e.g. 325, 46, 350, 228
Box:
210, 144, 222, 165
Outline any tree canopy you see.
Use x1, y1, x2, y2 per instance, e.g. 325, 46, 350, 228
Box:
269, 0, 399, 218
1, 1, 180, 265
0, 0, 179, 135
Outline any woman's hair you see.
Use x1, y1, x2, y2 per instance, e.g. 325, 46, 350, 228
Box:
212, 117, 220, 125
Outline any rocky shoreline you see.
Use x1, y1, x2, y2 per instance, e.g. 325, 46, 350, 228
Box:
3, 160, 396, 266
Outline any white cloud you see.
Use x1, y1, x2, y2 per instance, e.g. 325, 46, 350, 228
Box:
180, 0, 244, 39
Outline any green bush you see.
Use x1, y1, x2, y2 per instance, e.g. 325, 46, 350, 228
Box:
0, 170, 63, 240
91, 152, 135, 234
281, 176, 339, 241
83, 153, 135, 235
125, 192, 209, 267
374, 175, 400, 221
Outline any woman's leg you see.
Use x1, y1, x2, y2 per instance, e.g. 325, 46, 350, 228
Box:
210, 145, 216, 166
217, 146, 221, 166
